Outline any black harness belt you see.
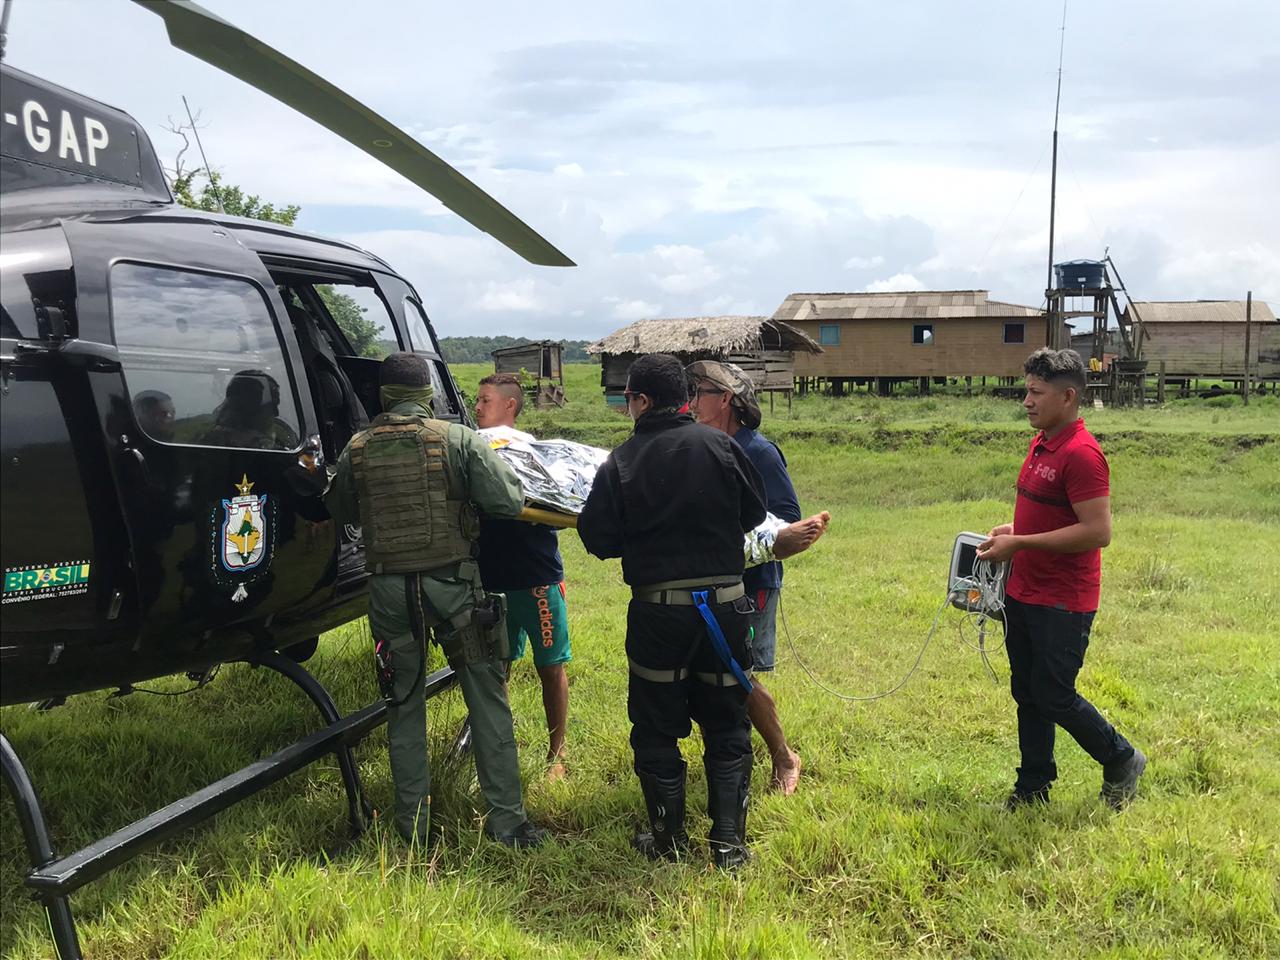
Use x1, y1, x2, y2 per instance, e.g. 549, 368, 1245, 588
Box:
626, 578, 753, 689
632, 578, 744, 606
626, 659, 751, 687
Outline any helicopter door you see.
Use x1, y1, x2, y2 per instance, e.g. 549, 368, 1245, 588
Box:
60, 219, 332, 655
373, 272, 468, 423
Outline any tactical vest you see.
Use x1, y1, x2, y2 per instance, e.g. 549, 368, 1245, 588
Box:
348, 413, 479, 574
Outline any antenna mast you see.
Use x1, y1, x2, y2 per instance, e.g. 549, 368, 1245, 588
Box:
183, 95, 225, 215
1045, 0, 1068, 338
1, 0, 15, 61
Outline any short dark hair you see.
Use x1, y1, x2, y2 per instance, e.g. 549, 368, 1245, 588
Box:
627, 354, 687, 410
380, 352, 431, 388
1024, 347, 1085, 396
479, 373, 525, 417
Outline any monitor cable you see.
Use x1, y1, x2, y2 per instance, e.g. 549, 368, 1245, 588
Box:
777, 559, 1007, 703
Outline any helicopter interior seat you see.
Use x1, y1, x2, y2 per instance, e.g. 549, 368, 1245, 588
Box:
283, 298, 369, 461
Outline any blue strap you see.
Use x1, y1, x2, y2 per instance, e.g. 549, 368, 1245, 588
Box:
692, 590, 753, 693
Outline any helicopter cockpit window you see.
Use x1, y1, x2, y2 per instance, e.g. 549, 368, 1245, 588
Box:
402, 297, 459, 418
111, 263, 301, 451
314, 283, 393, 359
402, 296, 433, 352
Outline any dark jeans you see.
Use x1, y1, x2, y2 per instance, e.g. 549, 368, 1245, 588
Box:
1005, 596, 1134, 793
626, 599, 752, 779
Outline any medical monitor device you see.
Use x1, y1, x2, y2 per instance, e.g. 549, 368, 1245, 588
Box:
948, 531, 1009, 617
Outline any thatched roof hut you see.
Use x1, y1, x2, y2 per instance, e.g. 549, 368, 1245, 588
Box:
587, 316, 822, 406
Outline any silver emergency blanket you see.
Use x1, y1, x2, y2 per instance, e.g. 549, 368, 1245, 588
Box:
479, 426, 607, 514
480, 426, 785, 567
744, 513, 788, 568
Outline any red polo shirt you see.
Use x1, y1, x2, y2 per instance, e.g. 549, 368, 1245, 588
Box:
1006, 418, 1110, 613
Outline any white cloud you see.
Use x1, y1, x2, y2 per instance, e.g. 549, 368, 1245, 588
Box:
1156, 242, 1280, 303
7, 0, 1274, 336
612, 299, 662, 321
476, 279, 543, 312
700, 293, 760, 315
650, 244, 721, 295
865, 273, 926, 292
844, 255, 885, 270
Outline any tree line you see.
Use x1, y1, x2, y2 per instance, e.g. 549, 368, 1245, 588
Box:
434, 336, 597, 363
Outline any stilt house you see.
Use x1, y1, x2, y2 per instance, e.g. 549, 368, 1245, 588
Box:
1122, 300, 1279, 381
491, 340, 566, 407
772, 290, 1046, 384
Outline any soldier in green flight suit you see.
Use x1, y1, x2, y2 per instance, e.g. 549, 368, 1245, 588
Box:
326, 352, 547, 848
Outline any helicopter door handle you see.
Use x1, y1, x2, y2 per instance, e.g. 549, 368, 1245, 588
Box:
122, 441, 152, 485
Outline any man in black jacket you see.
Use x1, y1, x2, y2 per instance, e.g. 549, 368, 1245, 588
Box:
578, 354, 766, 868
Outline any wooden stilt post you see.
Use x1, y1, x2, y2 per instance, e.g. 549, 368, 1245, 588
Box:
1157, 361, 1166, 404
1243, 291, 1253, 406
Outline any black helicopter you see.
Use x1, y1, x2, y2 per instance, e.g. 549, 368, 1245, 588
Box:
1, 2, 571, 956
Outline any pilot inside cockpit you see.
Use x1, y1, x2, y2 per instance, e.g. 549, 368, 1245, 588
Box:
133, 389, 177, 443
202, 370, 299, 451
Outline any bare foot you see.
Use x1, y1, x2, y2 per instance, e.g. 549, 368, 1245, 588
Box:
770, 750, 802, 796
773, 512, 830, 560
546, 758, 567, 782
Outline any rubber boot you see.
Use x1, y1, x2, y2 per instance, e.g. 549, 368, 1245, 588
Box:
705, 754, 751, 870
632, 764, 689, 861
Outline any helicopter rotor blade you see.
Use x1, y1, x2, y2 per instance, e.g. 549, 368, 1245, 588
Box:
132, 0, 574, 267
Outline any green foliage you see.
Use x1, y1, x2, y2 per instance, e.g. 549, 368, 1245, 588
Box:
172, 171, 300, 226
437, 336, 596, 363
316, 284, 386, 359
3, 366, 1278, 958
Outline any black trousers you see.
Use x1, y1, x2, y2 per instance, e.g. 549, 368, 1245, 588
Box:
626, 599, 752, 779
1005, 596, 1134, 793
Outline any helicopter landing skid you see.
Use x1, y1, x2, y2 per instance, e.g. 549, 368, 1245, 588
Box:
1, 654, 459, 960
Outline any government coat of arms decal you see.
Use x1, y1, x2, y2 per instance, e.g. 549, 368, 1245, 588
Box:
220, 474, 268, 572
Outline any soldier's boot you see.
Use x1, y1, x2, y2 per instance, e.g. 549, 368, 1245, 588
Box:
633, 764, 689, 861
705, 754, 751, 870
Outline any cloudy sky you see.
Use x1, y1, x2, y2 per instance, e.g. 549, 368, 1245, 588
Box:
7, 0, 1277, 338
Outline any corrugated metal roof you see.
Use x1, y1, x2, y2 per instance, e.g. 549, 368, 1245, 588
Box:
771, 290, 1041, 321
1124, 300, 1278, 324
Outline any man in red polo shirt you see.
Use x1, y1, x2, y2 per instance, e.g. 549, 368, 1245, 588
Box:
978, 348, 1146, 810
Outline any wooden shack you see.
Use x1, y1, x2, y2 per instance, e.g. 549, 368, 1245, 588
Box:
587, 316, 821, 409
1122, 300, 1280, 381
771, 290, 1047, 389
491, 339, 566, 408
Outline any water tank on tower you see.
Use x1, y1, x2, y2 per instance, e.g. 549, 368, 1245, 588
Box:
1054, 259, 1108, 289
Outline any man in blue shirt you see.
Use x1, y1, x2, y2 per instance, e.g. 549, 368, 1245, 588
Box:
687, 360, 805, 795
475, 374, 571, 780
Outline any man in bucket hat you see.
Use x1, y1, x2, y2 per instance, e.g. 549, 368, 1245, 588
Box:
687, 359, 807, 795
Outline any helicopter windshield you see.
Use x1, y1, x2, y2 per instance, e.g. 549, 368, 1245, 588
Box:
111, 263, 301, 451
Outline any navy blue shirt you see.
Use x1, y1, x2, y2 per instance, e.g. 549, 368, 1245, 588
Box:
478, 516, 564, 592
733, 427, 800, 592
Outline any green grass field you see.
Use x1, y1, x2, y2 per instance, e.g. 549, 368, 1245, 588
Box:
3, 364, 1277, 958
